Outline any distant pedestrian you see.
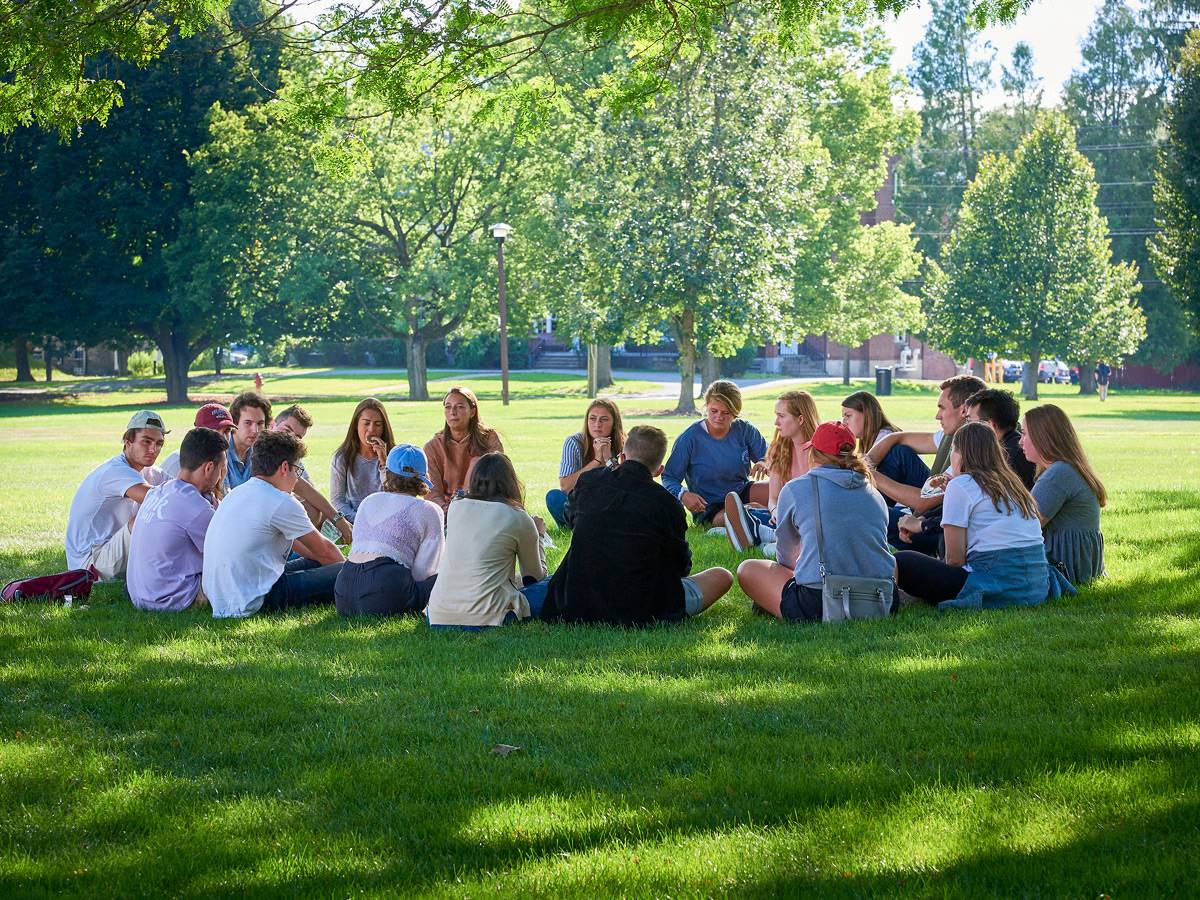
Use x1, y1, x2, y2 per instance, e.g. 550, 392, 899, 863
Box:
1095, 361, 1112, 401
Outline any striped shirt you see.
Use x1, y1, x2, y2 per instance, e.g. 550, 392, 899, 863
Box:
559, 433, 586, 478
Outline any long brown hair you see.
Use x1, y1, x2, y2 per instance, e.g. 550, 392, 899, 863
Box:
953, 421, 1038, 518
441, 387, 500, 456
579, 399, 625, 462
337, 398, 396, 472
765, 391, 820, 478
467, 451, 524, 508
1023, 405, 1107, 507
808, 446, 874, 484
841, 391, 898, 453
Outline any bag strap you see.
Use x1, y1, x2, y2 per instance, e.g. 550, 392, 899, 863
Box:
809, 476, 826, 580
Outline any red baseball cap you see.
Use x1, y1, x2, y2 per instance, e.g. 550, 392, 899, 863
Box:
804, 421, 857, 456
194, 403, 234, 433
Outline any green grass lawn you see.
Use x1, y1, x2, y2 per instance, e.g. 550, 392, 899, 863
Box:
2, 375, 1199, 896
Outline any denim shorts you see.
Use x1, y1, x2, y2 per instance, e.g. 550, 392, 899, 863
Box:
681, 576, 705, 616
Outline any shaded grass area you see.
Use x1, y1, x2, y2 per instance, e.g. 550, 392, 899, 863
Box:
2, 376, 1199, 895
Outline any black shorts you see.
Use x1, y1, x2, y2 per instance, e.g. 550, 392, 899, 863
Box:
335, 557, 435, 617
696, 482, 753, 525
779, 579, 823, 622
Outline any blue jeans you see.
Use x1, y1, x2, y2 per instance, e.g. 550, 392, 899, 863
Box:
545, 489, 571, 529
262, 556, 343, 612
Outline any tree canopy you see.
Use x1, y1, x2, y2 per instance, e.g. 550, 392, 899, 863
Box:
0, 0, 1037, 137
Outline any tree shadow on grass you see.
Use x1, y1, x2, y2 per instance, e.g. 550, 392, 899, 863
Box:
2, 577, 1199, 894
1072, 406, 1200, 422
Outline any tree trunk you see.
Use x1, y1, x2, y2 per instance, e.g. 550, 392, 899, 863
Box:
971, 357, 986, 380
1021, 351, 1040, 401
587, 342, 613, 396
42, 336, 53, 382
406, 334, 429, 401
13, 337, 33, 382
214, 346, 223, 376
673, 309, 697, 414
158, 331, 199, 403
699, 348, 720, 395
842, 345, 852, 386
1077, 361, 1097, 395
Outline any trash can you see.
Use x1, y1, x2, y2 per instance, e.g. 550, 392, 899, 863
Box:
875, 366, 893, 396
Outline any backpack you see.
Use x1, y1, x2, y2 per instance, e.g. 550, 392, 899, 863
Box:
2, 567, 100, 603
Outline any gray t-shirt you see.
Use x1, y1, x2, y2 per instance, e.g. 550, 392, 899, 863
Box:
330, 452, 384, 522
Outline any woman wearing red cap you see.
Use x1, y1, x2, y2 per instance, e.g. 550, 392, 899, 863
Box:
736, 421, 896, 621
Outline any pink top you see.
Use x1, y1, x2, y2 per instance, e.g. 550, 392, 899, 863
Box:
347, 492, 445, 581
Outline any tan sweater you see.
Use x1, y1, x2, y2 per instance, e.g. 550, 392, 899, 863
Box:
423, 430, 504, 512
427, 498, 547, 626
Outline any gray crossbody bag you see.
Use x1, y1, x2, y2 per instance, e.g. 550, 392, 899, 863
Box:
810, 477, 895, 622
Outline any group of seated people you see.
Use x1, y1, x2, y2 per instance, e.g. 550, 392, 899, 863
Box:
63, 372, 1106, 627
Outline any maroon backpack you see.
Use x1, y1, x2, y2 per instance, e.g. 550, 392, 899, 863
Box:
2, 567, 99, 603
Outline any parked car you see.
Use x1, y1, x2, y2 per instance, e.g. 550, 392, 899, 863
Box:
1038, 359, 1070, 384
1002, 361, 1024, 383
227, 343, 254, 366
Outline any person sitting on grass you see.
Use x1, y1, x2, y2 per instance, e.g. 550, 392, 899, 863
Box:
426, 452, 547, 629
65, 410, 172, 581
1021, 404, 1107, 585
424, 387, 504, 514
159, 403, 234, 478
226, 391, 272, 490
864, 374, 986, 554
270, 404, 353, 544
841, 390, 931, 495
662, 380, 768, 534
736, 422, 896, 622
894, 422, 1073, 610
330, 398, 394, 523
724, 390, 820, 556
127, 427, 228, 612
545, 399, 626, 530
335, 445, 444, 617
202, 431, 344, 618
963, 388, 1037, 489
540, 425, 734, 626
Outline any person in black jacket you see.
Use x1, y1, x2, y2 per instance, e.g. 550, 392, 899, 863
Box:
540, 425, 733, 626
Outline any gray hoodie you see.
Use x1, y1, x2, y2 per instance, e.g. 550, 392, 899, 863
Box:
775, 466, 894, 589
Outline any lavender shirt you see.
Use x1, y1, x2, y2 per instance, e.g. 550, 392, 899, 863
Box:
126, 479, 215, 611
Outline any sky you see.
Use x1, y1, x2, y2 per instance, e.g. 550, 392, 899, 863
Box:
882, 0, 1124, 108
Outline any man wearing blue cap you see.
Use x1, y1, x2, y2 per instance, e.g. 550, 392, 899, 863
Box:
65, 410, 172, 580
334, 444, 445, 617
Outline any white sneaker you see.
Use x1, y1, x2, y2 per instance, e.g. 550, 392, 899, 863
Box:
707, 527, 727, 538
761, 542, 777, 559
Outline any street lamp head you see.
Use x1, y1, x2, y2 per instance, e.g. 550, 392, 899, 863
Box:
490, 222, 512, 242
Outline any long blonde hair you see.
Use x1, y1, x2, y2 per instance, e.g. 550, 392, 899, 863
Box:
1023, 405, 1107, 507
953, 422, 1038, 519
766, 391, 819, 478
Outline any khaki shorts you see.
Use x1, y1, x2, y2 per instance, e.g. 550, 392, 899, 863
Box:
85, 522, 134, 582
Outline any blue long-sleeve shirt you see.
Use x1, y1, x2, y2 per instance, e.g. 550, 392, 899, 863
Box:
661, 419, 768, 504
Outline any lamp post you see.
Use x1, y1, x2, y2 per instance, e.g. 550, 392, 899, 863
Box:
490, 222, 512, 405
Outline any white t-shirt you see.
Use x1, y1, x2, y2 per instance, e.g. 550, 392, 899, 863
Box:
941, 473, 1043, 558
202, 477, 317, 618
159, 451, 181, 478
65, 454, 168, 569
932, 428, 945, 449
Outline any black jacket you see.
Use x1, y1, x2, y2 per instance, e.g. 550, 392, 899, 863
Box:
540, 461, 691, 626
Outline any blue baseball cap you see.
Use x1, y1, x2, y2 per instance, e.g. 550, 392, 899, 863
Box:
386, 444, 433, 489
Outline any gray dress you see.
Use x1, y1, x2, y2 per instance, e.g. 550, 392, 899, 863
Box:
1031, 461, 1105, 585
